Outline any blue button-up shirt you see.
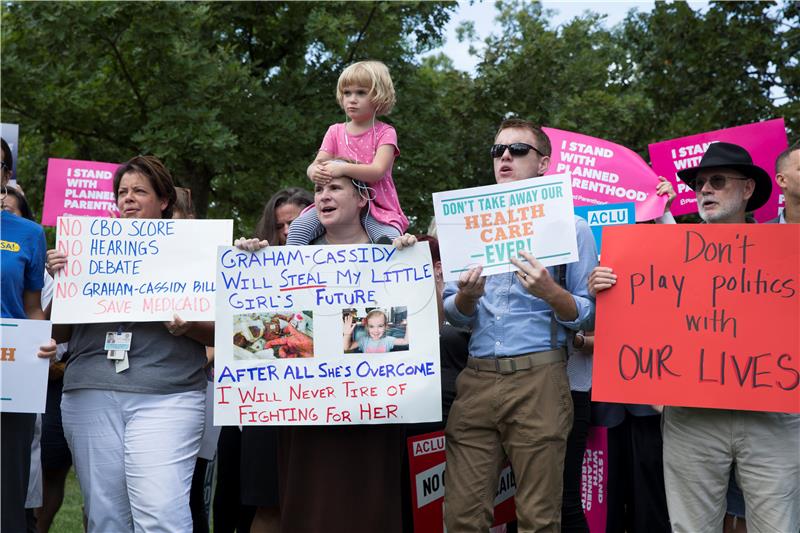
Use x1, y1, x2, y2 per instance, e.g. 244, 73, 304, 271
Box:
443, 216, 597, 357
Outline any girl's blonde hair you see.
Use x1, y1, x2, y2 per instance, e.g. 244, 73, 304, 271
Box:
365, 308, 388, 325
336, 60, 396, 116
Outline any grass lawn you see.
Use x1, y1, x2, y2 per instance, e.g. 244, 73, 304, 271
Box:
50, 468, 84, 532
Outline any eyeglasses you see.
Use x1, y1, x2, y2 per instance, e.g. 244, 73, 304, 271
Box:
691, 174, 749, 192
490, 143, 545, 159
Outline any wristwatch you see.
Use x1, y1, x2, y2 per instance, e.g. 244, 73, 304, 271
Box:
573, 330, 585, 349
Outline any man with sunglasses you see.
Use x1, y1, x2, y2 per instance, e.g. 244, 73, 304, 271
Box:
442, 118, 598, 532
668, 142, 797, 532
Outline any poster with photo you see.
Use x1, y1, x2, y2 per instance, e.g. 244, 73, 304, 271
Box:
214, 243, 441, 426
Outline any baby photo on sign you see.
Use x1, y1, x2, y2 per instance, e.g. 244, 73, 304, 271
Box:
342, 306, 409, 354
233, 311, 313, 360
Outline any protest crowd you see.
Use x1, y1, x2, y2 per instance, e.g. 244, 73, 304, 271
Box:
1, 58, 798, 533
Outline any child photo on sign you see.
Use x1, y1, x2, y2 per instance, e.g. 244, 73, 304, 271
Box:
232, 311, 314, 360
342, 306, 409, 354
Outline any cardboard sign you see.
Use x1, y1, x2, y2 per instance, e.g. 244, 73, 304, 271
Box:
0, 319, 51, 413
648, 119, 787, 222
433, 174, 578, 282
583, 426, 609, 533
42, 159, 121, 226
544, 127, 666, 221
213, 243, 441, 426
407, 431, 516, 532
1, 123, 19, 186
593, 224, 800, 413
51, 217, 232, 323
574, 202, 636, 256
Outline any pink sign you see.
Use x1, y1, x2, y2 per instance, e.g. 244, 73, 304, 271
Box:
42, 158, 120, 226
582, 426, 608, 533
543, 127, 666, 222
648, 118, 787, 222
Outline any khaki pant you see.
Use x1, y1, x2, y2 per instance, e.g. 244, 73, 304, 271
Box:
443, 361, 573, 533
663, 407, 800, 533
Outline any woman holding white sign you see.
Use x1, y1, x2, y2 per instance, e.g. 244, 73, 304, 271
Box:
235, 172, 415, 533
47, 155, 212, 533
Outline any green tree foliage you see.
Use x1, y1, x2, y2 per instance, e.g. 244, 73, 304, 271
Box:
1, 1, 793, 234
1, 1, 455, 233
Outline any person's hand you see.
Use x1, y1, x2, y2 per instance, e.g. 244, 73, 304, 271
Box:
320, 160, 346, 179
588, 266, 617, 297
309, 163, 333, 185
656, 176, 676, 212
457, 265, 485, 301
164, 313, 191, 336
37, 339, 57, 360
510, 251, 559, 300
392, 233, 417, 250
265, 325, 314, 358
234, 237, 269, 251
107, 206, 121, 218
343, 314, 356, 337
46, 250, 68, 277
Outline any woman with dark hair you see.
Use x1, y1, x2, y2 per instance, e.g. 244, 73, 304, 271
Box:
1, 137, 56, 532
254, 187, 313, 245
46, 155, 211, 532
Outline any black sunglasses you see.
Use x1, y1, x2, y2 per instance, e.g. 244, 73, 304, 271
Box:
690, 174, 749, 192
490, 143, 545, 159
0, 161, 9, 170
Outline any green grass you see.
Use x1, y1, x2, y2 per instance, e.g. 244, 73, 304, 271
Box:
50, 468, 85, 532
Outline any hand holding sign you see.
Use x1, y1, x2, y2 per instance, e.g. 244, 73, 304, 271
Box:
656, 177, 676, 213
510, 251, 559, 300
234, 237, 269, 251
588, 266, 617, 297
38, 339, 58, 361
46, 249, 68, 278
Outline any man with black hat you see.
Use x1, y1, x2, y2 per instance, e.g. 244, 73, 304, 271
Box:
591, 142, 799, 532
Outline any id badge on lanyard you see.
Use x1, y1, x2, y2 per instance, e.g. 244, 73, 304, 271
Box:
104, 326, 132, 373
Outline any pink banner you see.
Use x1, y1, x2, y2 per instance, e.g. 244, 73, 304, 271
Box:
582, 426, 608, 533
42, 158, 120, 226
648, 118, 786, 222
543, 127, 666, 222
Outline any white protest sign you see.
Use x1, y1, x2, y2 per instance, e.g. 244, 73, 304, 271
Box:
213, 242, 441, 426
433, 173, 578, 282
51, 217, 232, 323
0, 319, 51, 413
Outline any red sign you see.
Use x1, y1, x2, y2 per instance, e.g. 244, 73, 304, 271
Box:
594, 224, 800, 413
407, 431, 515, 532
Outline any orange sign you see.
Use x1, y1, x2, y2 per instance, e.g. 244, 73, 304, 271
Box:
593, 224, 799, 413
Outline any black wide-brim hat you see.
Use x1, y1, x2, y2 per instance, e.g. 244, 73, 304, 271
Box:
676, 141, 772, 212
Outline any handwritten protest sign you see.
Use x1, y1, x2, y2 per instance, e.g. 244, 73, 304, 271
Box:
433, 174, 578, 282
407, 431, 516, 532
574, 202, 636, 256
648, 119, 787, 222
0, 319, 51, 413
593, 224, 799, 413
213, 243, 441, 426
42, 159, 120, 226
51, 217, 232, 323
0, 123, 19, 185
583, 426, 608, 533
543, 127, 666, 221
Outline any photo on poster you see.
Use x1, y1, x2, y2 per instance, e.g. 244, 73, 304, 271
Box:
342, 306, 409, 354
233, 311, 314, 360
